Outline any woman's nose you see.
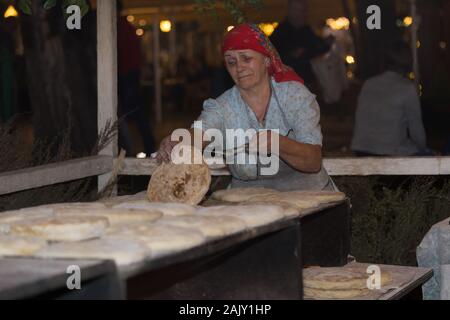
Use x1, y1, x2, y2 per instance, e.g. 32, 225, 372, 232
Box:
236, 61, 245, 73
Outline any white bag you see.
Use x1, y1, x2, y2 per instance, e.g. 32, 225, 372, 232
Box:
311, 43, 348, 104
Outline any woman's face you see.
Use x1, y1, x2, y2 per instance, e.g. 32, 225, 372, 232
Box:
224, 49, 269, 90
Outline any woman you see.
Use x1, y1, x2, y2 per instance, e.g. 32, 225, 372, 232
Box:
157, 24, 334, 191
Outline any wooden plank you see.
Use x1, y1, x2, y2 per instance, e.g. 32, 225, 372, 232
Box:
323, 157, 450, 176
0, 156, 113, 196
97, 0, 118, 192
120, 157, 450, 176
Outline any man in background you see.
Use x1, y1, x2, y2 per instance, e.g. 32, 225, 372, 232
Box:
270, 0, 330, 87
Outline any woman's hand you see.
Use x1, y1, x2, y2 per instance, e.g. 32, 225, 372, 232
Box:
155, 135, 179, 164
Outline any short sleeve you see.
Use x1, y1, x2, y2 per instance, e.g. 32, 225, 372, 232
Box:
285, 83, 323, 146
191, 98, 224, 132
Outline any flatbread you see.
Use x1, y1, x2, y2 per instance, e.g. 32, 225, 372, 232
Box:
105, 224, 205, 258
40, 202, 107, 211
303, 267, 392, 290
100, 192, 148, 207
304, 287, 369, 300
9, 216, 110, 242
211, 187, 280, 203
0, 208, 55, 234
35, 238, 149, 266
147, 162, 211, 205
196, 205, 285, 228
155, 215, 246, 239
54, 208, 163, 226
284, 191, 346, 204
238, 200, 300, 218
113, 201, 196, 216
0, 235, 48, 256
247, 193, 320, 210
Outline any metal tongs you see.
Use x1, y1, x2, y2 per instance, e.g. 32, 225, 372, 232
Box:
211, 143, 251, 158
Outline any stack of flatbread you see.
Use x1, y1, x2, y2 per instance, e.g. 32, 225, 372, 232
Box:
210, 188, 346, 218
303, 267, 392, 299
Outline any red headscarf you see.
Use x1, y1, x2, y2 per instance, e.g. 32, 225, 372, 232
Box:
222, 23, 304, 84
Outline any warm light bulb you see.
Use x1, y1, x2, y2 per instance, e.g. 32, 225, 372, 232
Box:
4, 5, 18, 18
403, 16, 413, 27
160, 20, 172, 33
136, 28, 144, 36
346, 55, 355, 64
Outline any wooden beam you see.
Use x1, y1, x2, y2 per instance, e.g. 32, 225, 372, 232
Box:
323, 157, 450, 176
120, 157, 450, 177
97, 0, 118, 192
0, 156, 113, 196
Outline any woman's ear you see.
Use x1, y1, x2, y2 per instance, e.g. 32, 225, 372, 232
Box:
265, 58, 270, 66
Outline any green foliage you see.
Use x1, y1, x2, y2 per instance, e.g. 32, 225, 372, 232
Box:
335, 176, 450, 266
17, 0, 89, 18
194, 0, 264, 24
17, 0, 32, 15
62, 0, 89, 18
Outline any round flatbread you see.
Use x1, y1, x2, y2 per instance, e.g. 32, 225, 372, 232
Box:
9, 216, 110, 242
147, 162, 211, 205
0, 208, 55, 234
113, 201, 196, 216
197, 205, 285, 228
100, 192, 148, 207
54, 208, 163, 226
248, 193, 320, 210
284, 191, 346, 204
303, 287, 369, 300
238, 200, 300, 218
40, 202, 107, 211
155, 214, 246, 239
35, 238, 149, 266
0, 235, 48, 256
106, 224, 205, 258
211, 187, 280, 203
303, 267, 392, 290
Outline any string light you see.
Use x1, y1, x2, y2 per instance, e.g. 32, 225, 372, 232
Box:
346, 55, 355, 64
259, 23, 279, 36
403, 16, 413, 27
4, 5, 18, 18
160, 20, 172, 33
136, 28, 144, 36
326, 17, 350, 30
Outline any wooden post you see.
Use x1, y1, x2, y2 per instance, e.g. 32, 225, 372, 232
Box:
97, 0, 118, 193
169, 18, 177, 75
153, 20, 163, 123
410, 0, 420, 89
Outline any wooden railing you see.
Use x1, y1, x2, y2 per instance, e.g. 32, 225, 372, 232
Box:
121, 157, 450, 176
0, 156, 113, 196
1, 156, 449, 196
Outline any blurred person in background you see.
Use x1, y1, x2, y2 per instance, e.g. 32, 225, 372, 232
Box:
351, 42, 436, 156
117, 0, 155, 155
270, 0, 330, 89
